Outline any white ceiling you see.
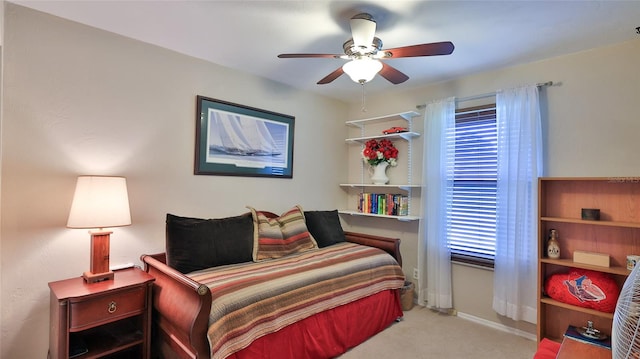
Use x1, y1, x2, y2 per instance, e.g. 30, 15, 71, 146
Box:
10, 0, 640, 102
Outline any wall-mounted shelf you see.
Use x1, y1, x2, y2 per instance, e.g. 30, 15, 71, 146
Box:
345, 131, 420, 144
345, 111, 420, 128
339, 184, 421, 191
340, 111, 422, 221
338, 210, 420, 222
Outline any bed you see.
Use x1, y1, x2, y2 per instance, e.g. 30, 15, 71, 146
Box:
141, 208, 405, 359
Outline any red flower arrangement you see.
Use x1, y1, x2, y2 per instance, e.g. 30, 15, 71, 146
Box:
362, 138, 398, 167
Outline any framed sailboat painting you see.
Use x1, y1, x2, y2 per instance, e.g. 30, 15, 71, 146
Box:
195, 96, 295, 178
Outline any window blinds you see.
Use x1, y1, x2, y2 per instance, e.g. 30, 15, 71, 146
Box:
448, 105, 497, 266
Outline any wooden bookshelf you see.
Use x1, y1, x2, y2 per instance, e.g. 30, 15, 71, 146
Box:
537, 177, 640, 344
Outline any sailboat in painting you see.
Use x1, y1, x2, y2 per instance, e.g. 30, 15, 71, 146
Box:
209, 111, 281, 156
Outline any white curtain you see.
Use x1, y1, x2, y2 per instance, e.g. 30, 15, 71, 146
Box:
418, 97, 455, 309
492, 85, 543, 323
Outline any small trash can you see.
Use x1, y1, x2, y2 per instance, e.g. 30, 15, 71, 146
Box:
400, 281, 414, 311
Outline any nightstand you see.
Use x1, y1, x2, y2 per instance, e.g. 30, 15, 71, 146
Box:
48, 267, 154, 359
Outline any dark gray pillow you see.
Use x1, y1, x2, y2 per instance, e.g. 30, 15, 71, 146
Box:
165, 213, 254, 273
304, 210, 345, 248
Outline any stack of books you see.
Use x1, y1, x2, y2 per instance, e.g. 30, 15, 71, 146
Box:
357, 193, 408, 216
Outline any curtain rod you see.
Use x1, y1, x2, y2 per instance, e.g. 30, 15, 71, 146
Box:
416, 81, 554, 110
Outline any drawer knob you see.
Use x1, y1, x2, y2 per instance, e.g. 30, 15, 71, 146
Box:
107, 301, 117, 314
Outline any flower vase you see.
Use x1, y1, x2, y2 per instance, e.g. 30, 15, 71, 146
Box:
370, 162, 389, 185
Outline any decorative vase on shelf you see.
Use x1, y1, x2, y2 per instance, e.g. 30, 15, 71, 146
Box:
547, 229, 561, 259
369, 162, 389, 185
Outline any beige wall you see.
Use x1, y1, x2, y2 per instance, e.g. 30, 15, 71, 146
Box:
0, 5, 348, 357
3, 3, 640, 357
344, 38, 640, 336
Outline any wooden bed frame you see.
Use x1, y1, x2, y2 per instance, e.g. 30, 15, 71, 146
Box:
140, 231, 402, 359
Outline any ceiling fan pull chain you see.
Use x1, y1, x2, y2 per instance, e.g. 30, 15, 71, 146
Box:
361, 83, 367, 112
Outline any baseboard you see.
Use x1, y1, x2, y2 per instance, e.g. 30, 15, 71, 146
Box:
456, 311, 537, 341
411, 302, 536, 341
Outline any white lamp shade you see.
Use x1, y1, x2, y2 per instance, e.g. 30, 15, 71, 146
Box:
342, 58, 383, 83
67, 176, 131, 229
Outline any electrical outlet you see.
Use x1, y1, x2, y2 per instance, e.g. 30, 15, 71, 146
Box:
413, 268, 419, 279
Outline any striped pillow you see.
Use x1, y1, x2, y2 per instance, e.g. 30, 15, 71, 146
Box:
248, 205, 318, 261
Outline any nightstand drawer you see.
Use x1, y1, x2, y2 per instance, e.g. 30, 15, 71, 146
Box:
69, 286, 146, 331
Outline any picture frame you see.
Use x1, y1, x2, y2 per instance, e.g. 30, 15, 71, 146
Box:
195, 96, 295, 178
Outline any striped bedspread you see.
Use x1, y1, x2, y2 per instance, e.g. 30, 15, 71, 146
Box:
187, 242, 405, 359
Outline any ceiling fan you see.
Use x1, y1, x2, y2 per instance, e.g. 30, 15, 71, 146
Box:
278, 13, 454, 85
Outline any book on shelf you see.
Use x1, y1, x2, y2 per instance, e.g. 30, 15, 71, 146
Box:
357, 193, 408, 216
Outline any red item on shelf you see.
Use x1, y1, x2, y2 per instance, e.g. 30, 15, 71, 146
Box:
544, 268, 619, 313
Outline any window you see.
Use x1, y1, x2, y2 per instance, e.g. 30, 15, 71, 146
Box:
447, 104, 497, 267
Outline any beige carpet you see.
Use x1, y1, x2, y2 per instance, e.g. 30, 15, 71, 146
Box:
339, 306, 537, 358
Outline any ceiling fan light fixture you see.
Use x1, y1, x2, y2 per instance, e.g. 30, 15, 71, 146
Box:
277, 12, 454, 86
342, 58, 383, 84
350, 15, 376, 51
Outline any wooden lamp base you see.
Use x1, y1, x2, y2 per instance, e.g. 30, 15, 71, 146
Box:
82, 270, 114, 283
83, 230, 114, 283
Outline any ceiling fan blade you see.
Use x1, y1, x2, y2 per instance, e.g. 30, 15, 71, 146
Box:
350, 14, 376, 50
381, 41, 455, 58
278, 53, 342, 59
379, 62, 409, 84
317, 67, 345, 84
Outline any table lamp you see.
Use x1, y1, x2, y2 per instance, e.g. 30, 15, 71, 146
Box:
67, 176, 131, 283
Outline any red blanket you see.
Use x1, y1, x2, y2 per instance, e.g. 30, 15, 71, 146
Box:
187, 242, 405, 359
